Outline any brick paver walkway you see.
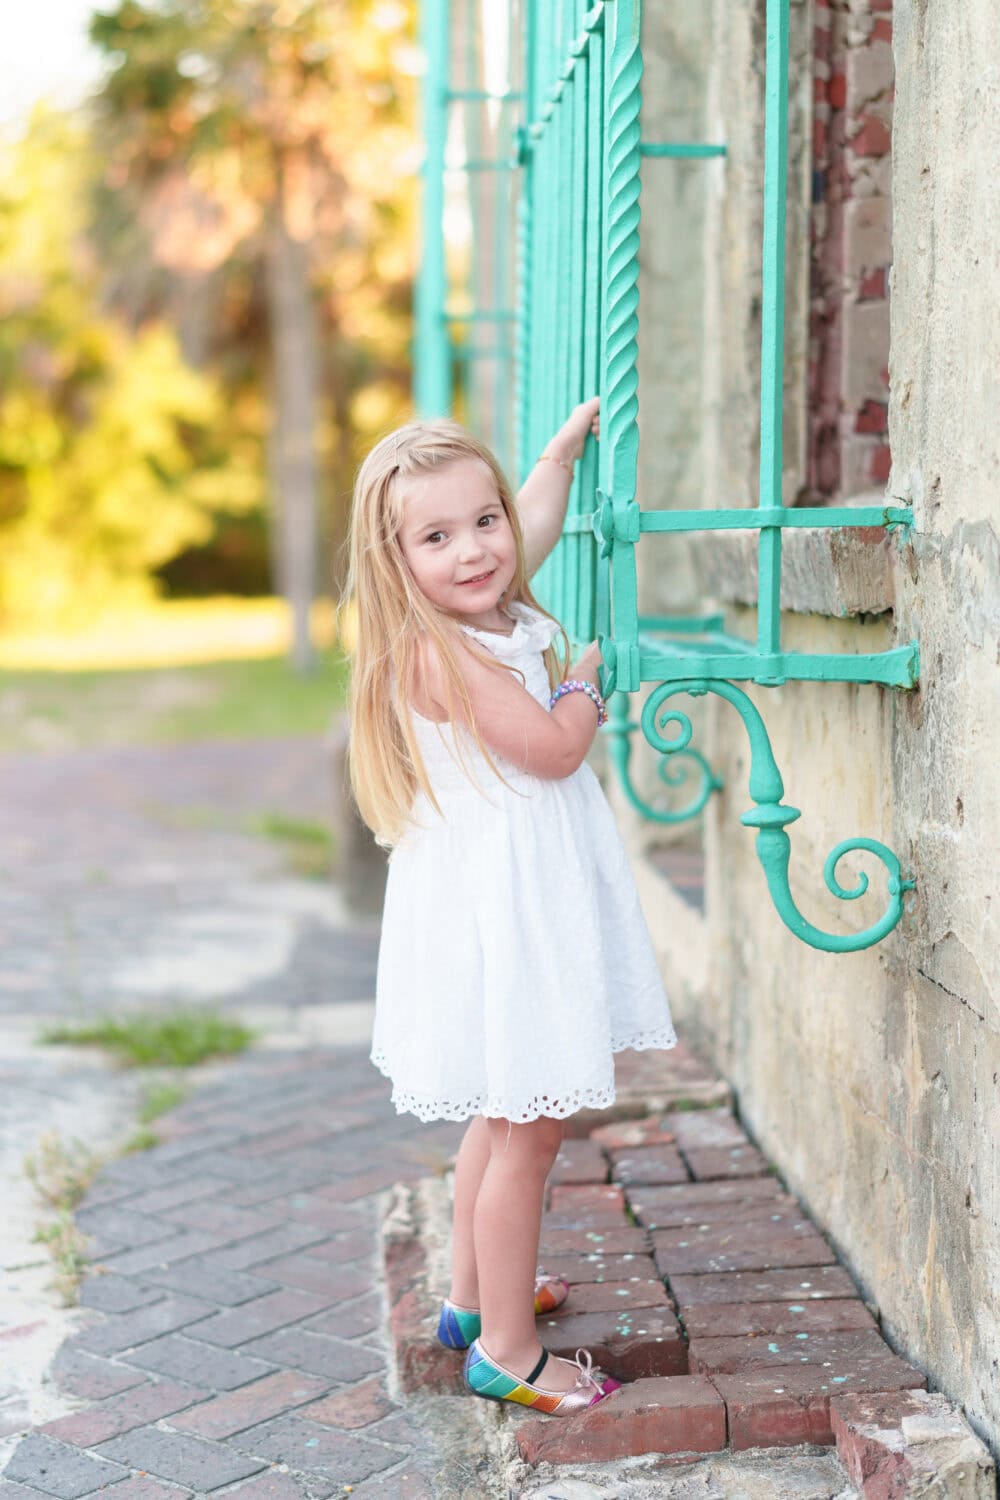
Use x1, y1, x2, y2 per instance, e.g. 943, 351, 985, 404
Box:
3, 1045, 468, 1498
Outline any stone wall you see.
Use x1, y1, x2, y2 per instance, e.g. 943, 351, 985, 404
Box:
629, 0, 1000, 1460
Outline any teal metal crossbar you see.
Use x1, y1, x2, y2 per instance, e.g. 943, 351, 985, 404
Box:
414, 0, 918, 952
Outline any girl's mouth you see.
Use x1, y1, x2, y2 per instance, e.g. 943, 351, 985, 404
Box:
458, 570, 495, 586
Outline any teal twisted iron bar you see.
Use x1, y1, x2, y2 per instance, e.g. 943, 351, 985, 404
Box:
413, 0, 919, 951
588, 0, 917, 951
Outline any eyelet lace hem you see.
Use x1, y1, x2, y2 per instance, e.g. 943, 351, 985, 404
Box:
370, 1027, 679, 1123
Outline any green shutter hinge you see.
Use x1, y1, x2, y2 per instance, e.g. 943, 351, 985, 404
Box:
593, 493, 641, 557
513, 126, 531, 167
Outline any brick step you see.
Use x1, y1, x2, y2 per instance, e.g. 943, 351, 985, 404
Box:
382, 1048, 946, 1471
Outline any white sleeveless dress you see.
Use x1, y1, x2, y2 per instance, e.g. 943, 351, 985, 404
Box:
370, 600, 677, 1123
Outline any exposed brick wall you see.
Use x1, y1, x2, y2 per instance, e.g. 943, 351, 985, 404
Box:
808, 1, 893, 500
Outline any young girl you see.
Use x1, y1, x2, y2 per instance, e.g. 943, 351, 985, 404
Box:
344, 398, 677, 1417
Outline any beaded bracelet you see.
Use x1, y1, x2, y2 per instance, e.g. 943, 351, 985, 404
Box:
548, 678, 608, 727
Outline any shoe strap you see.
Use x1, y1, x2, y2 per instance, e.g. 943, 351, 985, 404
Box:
526, 1349, 549, 1385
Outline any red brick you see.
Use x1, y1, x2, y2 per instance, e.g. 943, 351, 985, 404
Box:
301, 1375, 397, 1430
654, 1229, 835, 1276
856, 399, 888, 433
683, 1298, 877, 1339
829, 1389, 983, 1496
627, 1178, 785, 1211
543, 1210, 630, 1233
515, 1376, 725, 1466
630, 1191, 800, 1231
871, 443, 892, 482
545, 1251, 659, 1285
681, 1145, 770, 1180
38, 1380, 200, 1446
872, 17, 892, 41
261, 1193, 365, 1232
250, 1253, 367, 1298
670, 1110, 750, 1149
222, 1476, 326, 1500
689, 1328, 893, 1376
87, 1481, 185, 1500
671, 1266, 858, 1308
608, 1146, 689, 1186
859, 269, 888, 301
536, 1306, 686, 1380
829, 72, 847, 109
170, 1370, 331, 1439
714, 1359, 926, 1449
651, 1209, 812, 1249
555, 1279, 669, 1316
540, 1225, 650, 1256
549, 1139, 608, 1185
549, 1184, 625, 1213
590, 1115, 677, 1150
391, 1287, 465, 1395
850, 114, 892, 157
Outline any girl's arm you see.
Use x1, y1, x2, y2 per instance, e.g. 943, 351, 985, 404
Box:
516, 397, 600, 577
417, 633, 604, 780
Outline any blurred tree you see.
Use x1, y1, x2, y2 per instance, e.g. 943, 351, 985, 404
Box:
88, 0, 419, 671
0, 107, 260, 625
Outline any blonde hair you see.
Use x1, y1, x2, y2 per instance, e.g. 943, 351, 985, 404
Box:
340, 418, 569, 848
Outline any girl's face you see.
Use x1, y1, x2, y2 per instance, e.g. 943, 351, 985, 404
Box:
397, 457, 517, 629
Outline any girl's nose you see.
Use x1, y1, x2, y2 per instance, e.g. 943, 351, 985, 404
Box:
458, 532, 487, 562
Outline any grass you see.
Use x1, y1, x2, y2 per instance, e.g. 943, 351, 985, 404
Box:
0, 596, 340, 671
0, 597, 349, 753
247, 812, 335, 878
24, 1132, 105, 1307
138, 1078, 190, 1124
40, 1009, 255, 1068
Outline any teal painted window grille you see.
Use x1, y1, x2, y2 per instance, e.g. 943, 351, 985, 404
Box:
414, 0, 918, 953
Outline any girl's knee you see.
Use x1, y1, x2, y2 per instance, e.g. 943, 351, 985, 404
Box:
487, 1114, 563, 1168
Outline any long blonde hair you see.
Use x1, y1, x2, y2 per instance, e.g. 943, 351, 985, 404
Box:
340, 418, 569, 848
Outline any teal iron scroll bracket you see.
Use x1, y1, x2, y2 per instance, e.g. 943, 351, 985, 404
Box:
637, 680, 916, 954
604, 688, 723, 825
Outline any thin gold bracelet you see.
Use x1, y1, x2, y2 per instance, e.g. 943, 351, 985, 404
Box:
537, 453, 575, 477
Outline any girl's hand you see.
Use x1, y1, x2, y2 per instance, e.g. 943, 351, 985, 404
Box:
568, 638, 604, 688
543, 396, 600, 468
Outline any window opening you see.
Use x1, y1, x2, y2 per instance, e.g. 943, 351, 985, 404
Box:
415, 0, 918, 952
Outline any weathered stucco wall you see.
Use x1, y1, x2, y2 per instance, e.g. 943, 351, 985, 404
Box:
629, 0, 1000, 1459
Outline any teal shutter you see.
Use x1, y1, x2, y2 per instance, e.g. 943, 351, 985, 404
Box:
414, 0, 918, 953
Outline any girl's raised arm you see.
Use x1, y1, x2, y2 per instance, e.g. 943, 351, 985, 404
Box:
416, 632, 603, 780
516, 397, 600, 577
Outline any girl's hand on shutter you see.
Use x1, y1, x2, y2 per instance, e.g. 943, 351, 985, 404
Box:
568, 639, 604, 689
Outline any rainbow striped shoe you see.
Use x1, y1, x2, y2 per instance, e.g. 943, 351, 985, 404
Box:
437, 1273, 571, 1350
463, 1340, 622, 1416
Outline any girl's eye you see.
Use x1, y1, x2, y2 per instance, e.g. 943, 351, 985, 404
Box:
478, 513, 498, 527
425, 531, 444, 544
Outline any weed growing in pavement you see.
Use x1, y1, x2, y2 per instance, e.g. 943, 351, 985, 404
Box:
23, 1132, 103, 1306
138, 1077, 189, 1123
246, 811, 335, 878
40, 1009, 255, 1067
32, 1214, 93, 1306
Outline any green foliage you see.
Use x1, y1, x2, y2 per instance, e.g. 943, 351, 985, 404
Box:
248, 811, 335, 877
40, 1009, 255, 1067
23, 1130, 102, 1214
138, 1078, 189, 1123
0, 108, 263, 626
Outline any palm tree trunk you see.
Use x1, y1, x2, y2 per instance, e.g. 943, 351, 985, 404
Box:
265, 153, 319, 673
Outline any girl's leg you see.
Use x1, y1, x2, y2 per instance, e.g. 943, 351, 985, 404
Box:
475, 1115, 580, 1395
448, 1115, 490, 1307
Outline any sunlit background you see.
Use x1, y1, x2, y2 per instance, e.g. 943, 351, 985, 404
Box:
0, 0, 425, 749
